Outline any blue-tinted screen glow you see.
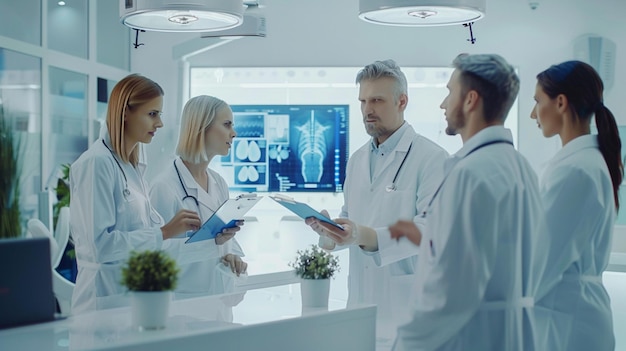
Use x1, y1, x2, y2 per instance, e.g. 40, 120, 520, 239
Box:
218, 105, 349, 193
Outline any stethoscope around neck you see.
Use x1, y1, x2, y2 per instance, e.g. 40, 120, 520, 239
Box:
420, 139, 514, 218
173, 160, 200, 207
101, 140, 162, 224
385, 142, 413, 192
102, 140, 131, 199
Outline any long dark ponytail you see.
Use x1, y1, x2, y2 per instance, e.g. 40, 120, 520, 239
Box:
537, 60, 623, 210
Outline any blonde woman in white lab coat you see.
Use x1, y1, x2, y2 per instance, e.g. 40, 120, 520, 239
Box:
150, 95, 247, 297
530, 60, 621, 350
70, 74, 201, 314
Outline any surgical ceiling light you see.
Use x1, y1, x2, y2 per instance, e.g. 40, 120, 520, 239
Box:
119, 0, 244, 32
358, 0, 486, 26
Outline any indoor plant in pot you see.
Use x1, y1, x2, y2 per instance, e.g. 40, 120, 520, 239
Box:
121, 250, 179, 330
0, 104, 21, 239
289, 244, 340, 308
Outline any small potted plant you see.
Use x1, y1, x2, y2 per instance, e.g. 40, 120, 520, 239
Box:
121, 250, 179, 330
289, 245, 340, 308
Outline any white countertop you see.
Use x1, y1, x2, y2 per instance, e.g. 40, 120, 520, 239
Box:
0, 283, 376, 351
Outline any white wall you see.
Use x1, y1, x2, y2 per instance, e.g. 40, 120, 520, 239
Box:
131, 0, 626, 181
130, 0, 626, 260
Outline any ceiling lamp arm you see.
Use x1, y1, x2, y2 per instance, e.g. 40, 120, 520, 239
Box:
463, 22, 477, 44
132, 28, 145, 49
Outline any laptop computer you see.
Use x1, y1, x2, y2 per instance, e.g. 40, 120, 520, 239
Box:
0, 237, 56, 329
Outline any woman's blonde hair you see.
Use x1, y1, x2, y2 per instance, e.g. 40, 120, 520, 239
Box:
176, 95, 229, 163
106, 74, 164, 165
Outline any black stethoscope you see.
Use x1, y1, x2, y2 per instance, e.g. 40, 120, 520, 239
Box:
385, 142, 414, 192
102, 140, 162, 224
421, 139, 514, 217
173, 159, 200, 207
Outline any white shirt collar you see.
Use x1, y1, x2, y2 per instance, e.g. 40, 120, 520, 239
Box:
551, 134, 598, 163
454, 125, 513, 159
370, 121, 409, 154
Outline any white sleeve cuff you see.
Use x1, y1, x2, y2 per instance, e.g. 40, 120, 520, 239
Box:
367, 227, 419, 267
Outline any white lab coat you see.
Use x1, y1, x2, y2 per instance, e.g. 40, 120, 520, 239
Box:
149, 157, 244, 298
393, 126, 545, 351
70, 134, 184, 314
532, 135, 615, 351
339, 123, 448, 338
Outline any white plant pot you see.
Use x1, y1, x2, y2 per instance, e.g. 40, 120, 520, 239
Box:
130, 291, 171, 330
300, 278, 330, 308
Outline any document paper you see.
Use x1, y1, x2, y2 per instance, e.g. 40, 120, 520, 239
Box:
185, 194, 262, 243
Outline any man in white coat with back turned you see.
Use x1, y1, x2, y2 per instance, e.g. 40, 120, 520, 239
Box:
388, 54, 546, 350
309, 59, 448, 345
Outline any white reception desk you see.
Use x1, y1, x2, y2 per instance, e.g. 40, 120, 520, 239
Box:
0, 283, 376, 351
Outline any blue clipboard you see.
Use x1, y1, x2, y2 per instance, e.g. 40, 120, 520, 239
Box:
185, 194, 262, 244
270, 195, 344, 230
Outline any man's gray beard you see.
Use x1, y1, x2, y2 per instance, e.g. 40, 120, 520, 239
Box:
365, 125, 388, 139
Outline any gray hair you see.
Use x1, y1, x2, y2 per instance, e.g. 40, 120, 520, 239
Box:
356, 59, 408, 101
452, 54, 520, 123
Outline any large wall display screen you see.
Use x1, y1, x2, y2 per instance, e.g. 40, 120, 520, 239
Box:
217, 104, 349, 193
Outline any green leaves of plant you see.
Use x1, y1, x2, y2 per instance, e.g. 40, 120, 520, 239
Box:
289, 244, 340, 280
0, 106, 21, 239
121, 250, 179, 291
53, 163, 71, 231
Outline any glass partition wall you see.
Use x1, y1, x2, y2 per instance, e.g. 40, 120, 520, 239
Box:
0, 0, 130, 232
48, 67, 88, 173
0, 48, 42, 222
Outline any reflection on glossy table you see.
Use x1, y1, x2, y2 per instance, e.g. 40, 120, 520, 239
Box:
0, 283, 376, 351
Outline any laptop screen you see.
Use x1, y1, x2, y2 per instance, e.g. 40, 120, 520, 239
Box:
0, 237, 56, 328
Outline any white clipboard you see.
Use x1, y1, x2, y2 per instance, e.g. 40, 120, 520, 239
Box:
270, 194, 344, 230
185, 193, 262, 244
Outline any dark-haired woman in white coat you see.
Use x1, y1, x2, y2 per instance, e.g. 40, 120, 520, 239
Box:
531, 60, 621, 351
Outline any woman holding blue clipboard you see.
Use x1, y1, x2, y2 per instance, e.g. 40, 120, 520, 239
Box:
150, 95, 247, 298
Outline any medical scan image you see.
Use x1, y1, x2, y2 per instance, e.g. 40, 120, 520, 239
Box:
217, 105, 348, 193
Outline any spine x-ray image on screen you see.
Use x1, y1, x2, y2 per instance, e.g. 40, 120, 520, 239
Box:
216, 105, 349, 193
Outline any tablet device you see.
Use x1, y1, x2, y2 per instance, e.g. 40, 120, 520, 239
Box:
185, 193, 262, 243
270, 195, 344, 230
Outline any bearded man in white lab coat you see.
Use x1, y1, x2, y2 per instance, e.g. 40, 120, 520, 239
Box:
308, 59, 448, 343
386, 54, 546, 350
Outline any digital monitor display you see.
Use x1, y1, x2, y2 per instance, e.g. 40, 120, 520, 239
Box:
215, 105, 349, 193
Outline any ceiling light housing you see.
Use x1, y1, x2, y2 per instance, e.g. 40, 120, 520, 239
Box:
120, 0, 244, 32
201, 13, 266, 38
359, 0, 486, 27
201, 3, 266, 38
